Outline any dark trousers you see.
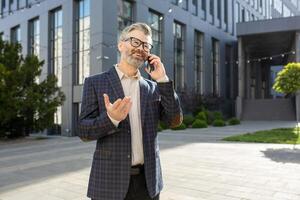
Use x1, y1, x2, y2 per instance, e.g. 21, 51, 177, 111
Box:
124, 168, 159, 200
92, 166, 159, 200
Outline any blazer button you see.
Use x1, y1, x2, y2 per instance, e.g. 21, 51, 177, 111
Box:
127, 154, 130, 158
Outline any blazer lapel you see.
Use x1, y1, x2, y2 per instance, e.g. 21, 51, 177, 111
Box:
106, 67, 125, 100
139, 78, 150, 126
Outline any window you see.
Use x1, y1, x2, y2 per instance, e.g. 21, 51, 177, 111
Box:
181, 0, 188, 10
241, 7, 245, 22
212, 38, 219, 96
75, 0, 90, 85
171, 0, 178, 5
49, 7, 63, 129
118, 0, 134, 34
235, 2, 240, 23
209, 0, 214, 15
17, 0, 28, 9
224, 0, 228, 24
28, 17, 40, 57
192, 0, 198, 15
9, 0, 13, 14
283, 5, 291, 17
11, 25, 21, 43
148, 10, 162, 58
274, 0, 282, 14
173, 22, 185, 91
201, 0, 206, 11
217, 1, 221, 20
1, 0, 6, 17
49, 8, 63, 87
117, 0, 134, 60
194, 30, 203, 94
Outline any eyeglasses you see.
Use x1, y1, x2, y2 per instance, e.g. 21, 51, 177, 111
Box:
124, 37, 153, 52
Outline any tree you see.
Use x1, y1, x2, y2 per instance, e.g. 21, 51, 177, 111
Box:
273, 62, 300, 96
0, 39, 65, 138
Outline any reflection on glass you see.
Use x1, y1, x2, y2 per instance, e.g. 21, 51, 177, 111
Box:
76, 0, 90, 84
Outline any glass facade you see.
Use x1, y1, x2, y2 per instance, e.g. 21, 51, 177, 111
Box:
173, 21, 185, 91
118, 0, 134, 34
28, 17, 40, 57
75, 0, 90, 85
192, 0, 198, 15
212, 38, 219, 96
148, 10, 162, 58
49, 8, 63, 126
11, 25, 21, 43
17, 0, 28, 9
182, 0, 188, 10
194, 30, 203, 94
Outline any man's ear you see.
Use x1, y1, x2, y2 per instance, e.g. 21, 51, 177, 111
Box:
118, 42, 123, 52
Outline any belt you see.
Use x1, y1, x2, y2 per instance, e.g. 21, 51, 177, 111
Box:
130, 164, 144, 175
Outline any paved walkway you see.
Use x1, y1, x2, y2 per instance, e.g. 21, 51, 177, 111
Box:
0, 121, 300, 200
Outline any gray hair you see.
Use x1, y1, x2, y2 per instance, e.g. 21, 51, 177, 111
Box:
118, 22, 152, 42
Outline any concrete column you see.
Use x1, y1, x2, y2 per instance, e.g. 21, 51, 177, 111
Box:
236, 37, 245, 119
296, 31, 300, 62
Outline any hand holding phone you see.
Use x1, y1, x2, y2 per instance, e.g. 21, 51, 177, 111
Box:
147, 56, 155, 73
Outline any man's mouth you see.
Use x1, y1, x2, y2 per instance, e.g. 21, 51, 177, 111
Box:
130, 49, 148, 60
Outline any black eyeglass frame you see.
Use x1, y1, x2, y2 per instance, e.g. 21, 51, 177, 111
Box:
123, 36, 153, 52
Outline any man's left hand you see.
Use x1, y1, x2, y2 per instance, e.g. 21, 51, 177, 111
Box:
145, 54, 167, 81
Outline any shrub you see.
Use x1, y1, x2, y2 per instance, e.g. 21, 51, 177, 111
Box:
159, 121, 168, 130
157, 123, 163, 132
212, 119, 226, 127
204, 110, 214, 125
183, 115, 195, 126
228, 117, 240, 125
192, 119, 208, 128
171, 123, 187, 130
273, 62, 300, 95
213, 111, 223, 120
195, 111, 207, 122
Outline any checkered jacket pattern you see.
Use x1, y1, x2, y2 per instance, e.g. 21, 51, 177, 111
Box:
77, 67, 183, 200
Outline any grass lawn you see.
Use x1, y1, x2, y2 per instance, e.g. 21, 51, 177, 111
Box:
223, 127, 300, 144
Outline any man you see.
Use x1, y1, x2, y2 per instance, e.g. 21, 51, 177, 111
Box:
77, 22, 183, 200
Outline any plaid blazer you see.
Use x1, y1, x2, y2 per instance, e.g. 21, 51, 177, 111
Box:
77, 66, 183, 200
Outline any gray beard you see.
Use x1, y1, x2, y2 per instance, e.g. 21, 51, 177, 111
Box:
124, 55, 144, 69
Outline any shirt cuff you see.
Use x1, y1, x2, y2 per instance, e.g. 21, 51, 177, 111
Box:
156, 75, 169, 83
107, 112, 120, 127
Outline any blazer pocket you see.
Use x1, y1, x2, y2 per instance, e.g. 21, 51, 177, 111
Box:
93, 149, 112, 160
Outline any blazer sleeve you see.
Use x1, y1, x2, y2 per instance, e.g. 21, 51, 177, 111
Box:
157, 80, 183, 128
77, 77, 119, 141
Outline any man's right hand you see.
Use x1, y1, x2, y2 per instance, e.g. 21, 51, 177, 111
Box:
103, 93, 132, 122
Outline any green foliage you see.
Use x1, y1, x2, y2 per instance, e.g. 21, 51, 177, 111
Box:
0, 39, 65, 138
171, 123, 187, 130
228, 117, 240, 125
195, 111, 207, 122
204, 110, 214, 125
192, 119, 208, 128
223, 127, 300, 144
159, 121, 168, 130
212, 111, 223, 120
183, 115, 195, 126
212, 119, 226, 127
273, 62, 300, 95
192, 105, 206, 117
157, 123, 163, 132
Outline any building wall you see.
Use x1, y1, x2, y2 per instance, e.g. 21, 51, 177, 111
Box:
0, 0, 298, 136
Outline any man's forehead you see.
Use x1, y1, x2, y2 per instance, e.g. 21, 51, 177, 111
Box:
127, 30, 152, 43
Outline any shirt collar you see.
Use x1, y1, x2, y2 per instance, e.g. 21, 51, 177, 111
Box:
114, 64, 141, 80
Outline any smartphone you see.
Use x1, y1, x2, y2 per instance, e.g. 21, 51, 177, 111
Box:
147, 56, 155, 73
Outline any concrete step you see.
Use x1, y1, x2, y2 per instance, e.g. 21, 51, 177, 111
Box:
242, 99, 296, 121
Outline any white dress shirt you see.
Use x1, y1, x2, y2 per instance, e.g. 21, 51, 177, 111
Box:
108, 65, 168, 166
